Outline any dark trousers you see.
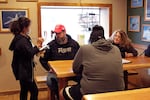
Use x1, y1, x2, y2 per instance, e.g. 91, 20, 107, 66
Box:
19, 80, 38, 100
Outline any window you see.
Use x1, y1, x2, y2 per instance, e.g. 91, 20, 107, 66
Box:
38, 3, 112, 45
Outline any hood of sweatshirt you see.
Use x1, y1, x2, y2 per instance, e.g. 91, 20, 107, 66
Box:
9, 34, 30, 51
9, 34, 22, 51
92, 39, 113, 51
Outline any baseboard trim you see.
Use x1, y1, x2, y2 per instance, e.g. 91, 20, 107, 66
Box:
0, 89, 20, 96
0, 87, 48, 96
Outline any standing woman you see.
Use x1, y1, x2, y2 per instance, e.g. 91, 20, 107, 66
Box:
110, 29, 138, 58
9, 17, 43, 100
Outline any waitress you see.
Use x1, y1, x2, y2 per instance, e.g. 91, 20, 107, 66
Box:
9, 17, 44, 100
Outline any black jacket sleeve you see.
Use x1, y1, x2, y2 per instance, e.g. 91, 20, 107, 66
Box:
18, 38, 39, 58
39, 48, 51, 71
120, 52, 125, 58
128, 46, 138, 57
119, 46, 138, 58
145, 44, 150, 57
119, 47, 126, 58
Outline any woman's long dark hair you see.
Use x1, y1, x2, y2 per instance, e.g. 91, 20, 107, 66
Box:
111, 29, 132, 49
9, 17, 31, 35
89, 25, 105, 43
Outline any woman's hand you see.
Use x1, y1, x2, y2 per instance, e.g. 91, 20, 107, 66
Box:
125, 52, 134, 58
37, 37, 44, 48
49, 69, 54, 73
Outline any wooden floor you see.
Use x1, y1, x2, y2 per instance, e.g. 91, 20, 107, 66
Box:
0, 68, 150, 100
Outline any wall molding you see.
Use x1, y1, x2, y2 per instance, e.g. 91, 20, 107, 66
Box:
0, 87, 47, 96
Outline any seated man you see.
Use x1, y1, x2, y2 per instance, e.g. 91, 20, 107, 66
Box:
60, 25, 125, 100
39, 24, 79, 99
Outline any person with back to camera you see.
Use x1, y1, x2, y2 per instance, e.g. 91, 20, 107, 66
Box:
110, 29, 138, 58
9, 17, 47, 100
39, 24, 80, 100
60, 25, 125, 100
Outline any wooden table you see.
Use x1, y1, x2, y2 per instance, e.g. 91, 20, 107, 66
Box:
48, 60, 75, 100
0, 48, 1, 56
49, 60, 75, 78
123, 56, 150, 89
48, 56, 150, 100
123, 56, 150, 70
83, 88, 150, 100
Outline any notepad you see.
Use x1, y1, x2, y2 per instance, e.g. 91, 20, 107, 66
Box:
39, 45, 50, 51
122, 59, 131, 64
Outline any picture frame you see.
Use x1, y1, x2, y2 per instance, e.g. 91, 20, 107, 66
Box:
16, 0, 37, 2
144, 0, 150, 21
0, 8, 29, 33
0, 0, 7, 3
128, 16, 140, 32
141, 24, 150, 42
131, 0, 143, 8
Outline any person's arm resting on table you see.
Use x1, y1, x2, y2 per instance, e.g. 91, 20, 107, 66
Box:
39, 48, 51, 72
127, 46, 138, 57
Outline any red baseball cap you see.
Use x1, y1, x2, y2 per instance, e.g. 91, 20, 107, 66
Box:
53, 24, 66, 34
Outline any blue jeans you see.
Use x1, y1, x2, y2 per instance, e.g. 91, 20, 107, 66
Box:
47, 72, 59, 99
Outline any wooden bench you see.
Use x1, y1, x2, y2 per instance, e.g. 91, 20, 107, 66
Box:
83, 88, 150, 100
35, 76, 51, 99
35, 76, 47, 89
35, 75, 77, 100
35, 76, 47, 83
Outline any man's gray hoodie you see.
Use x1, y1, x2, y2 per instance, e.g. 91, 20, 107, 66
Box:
73, 39, 125, 95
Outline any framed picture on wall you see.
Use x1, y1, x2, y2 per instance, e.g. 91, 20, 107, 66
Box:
128, 16, 140, 32
141, 24, 150, 42
131, 0, 143, 8
0, 8, 29, 32
0, 0, 7, 3
144, 0, 150, 21
16, 0, 37, 2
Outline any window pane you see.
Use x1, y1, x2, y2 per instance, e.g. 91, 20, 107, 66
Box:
40, 6, 109, 45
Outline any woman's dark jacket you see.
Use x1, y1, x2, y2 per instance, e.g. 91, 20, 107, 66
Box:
113, 43, 138, 58
9, 34, 39, 81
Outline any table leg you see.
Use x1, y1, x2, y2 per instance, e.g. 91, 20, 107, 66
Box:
58, 78, 68, 100
124, 70, 128, 90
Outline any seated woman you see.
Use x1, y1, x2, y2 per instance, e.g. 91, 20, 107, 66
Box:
110, 30, 138, 58
60, 25, 125, 100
